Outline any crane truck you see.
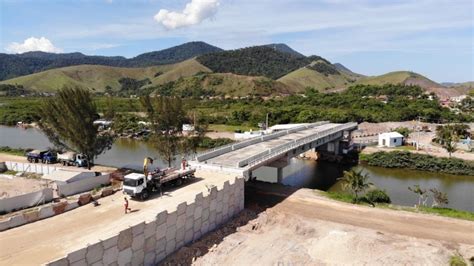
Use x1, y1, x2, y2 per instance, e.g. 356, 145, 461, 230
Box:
123, 167, 196, 200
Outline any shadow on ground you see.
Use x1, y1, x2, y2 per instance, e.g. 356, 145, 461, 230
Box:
159, 180, 298, 265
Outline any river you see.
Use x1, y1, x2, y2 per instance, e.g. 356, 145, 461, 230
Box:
1, 126, 473, 212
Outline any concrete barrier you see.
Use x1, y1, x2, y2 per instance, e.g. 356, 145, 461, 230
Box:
57, 174, 110, 197
0, 188, 53, 213
5, 161, 58, 175
47, 176, 245, 266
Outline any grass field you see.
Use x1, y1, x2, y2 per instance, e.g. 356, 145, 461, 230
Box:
208, 124, 257, 132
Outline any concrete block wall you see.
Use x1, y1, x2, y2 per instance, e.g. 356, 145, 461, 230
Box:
47, 176, 245, 266
0, 187, 116, 232
0, 188, 54, 213
57, 174, 111, 197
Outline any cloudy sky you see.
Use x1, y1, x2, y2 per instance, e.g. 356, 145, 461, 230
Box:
1, 0, 473, 82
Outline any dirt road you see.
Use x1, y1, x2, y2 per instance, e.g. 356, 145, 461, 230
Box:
165, 188, 474, 265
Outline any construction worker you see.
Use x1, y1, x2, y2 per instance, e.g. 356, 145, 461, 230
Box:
124, 197, 131, 214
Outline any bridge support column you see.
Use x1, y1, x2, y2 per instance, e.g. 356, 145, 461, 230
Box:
277, 167, 283, 183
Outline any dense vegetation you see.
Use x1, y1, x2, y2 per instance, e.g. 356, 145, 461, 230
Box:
0, 42, 222, 81
196, 137, 234, 149
307, 62, 340, 76
194, 84, 470, 126
0, 84, 31, 96
0, 98, 42, 125
197, 46, 327, 79
360, 151, 474, 176
1, 84, 471, 126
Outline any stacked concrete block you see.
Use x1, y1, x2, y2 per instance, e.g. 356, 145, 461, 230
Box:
47, 176, 245, 266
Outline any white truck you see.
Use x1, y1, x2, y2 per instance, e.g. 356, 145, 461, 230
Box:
57, 152, 89, 167
123, 168, 196, 200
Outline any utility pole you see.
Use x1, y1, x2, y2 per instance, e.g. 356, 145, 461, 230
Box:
266, 113, 269, 130
416, 116, 421, 151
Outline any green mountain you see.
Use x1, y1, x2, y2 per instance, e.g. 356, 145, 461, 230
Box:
151, 72, 292, 98
332, 63, 364, 77
0, 41, 222, 81
0, 59, 210, 92
356, 71, 442, 89
278, 60, 361, 92
196, 46, 328, 79
263, 43, 305, 57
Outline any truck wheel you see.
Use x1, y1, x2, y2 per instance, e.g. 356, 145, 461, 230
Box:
27, 157, 32, 163
62, 161, 66, 166
141, 191, 149, 200
175, 178, 183, 187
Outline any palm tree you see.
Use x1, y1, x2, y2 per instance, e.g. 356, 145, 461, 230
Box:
338, 170, 373, 203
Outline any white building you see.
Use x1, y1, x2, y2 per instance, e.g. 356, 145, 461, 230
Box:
378, 132, 404, 147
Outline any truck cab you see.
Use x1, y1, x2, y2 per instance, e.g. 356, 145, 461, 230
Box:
123, 173, 150, 200
75, 154, 88, 167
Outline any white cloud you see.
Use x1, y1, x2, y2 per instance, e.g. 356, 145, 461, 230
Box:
6, 37, 62, 53
154, 0, 219, 30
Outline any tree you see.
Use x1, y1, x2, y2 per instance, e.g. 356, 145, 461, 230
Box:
435, 124, 468, 157
103, 97, 116, 120
408, 185, 428, 207
38, 87, 114, 168
394, 127, 411, 138
430, 188, 449, 207
338, 170, 373, 203
141, 96, 187, 167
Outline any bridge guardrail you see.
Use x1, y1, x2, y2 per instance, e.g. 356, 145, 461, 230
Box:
238, 122, 357, 168
195, 121, 329, 162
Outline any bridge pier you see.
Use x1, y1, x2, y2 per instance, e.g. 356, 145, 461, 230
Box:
277, 167, 283, 183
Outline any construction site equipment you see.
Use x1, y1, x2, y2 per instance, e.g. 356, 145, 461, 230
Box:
123, 167, 196, 200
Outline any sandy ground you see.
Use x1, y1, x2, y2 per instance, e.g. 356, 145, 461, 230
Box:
164, 188, 474, 265
205, 131, 235, 140
0, 170, 236, 265
0, 175, 50, 198
0, 153, 117, 173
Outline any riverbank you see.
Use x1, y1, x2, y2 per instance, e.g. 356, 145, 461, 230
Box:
360, 149, 474, 176
163, 185, 474, 265
363, 145, 474, 161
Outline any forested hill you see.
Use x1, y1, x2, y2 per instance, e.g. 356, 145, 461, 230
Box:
128, 41, 223, 66
0, 41, 222, 81
264, 43, 305, 57
196, 46, 329, 79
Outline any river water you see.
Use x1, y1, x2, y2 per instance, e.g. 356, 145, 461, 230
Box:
1, 126, 473, 212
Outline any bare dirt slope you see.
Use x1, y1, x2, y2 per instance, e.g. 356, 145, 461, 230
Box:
165, 188, 474, 265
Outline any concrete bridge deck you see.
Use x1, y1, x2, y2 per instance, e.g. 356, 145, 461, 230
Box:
192, 122, 358, 176
206, 123, 339, 167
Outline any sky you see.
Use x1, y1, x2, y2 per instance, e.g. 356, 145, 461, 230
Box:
0, 0, 473, 82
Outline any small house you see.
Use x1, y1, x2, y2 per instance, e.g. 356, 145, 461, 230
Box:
378, 132, 404, 147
